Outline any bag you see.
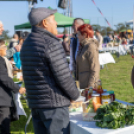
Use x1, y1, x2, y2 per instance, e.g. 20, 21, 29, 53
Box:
10, 93, 19, 122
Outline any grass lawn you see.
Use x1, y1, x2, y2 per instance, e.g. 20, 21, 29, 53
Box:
11, 54, 134, 134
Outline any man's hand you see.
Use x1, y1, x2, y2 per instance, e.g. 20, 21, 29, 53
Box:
19, 76, 23, 81
19, 87, 26, 94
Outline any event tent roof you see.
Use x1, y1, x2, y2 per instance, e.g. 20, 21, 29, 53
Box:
120, 29, 133, 33
15, 7, 90, 30
126, 20, 133, 25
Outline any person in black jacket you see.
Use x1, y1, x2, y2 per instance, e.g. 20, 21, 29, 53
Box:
0, 40, 25, 134
70, 18, 84, 77
20, 7, 79, 134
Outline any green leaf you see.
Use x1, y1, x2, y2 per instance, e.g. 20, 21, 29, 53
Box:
96, 121, 102, 127
119, 103, 127, 109
119, 120, 126, 128
101, 121, 108, 128
119, 116, 125, 121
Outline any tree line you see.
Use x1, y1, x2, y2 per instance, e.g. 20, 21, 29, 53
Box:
92, 23, 132, 36
0, 22, 133, 40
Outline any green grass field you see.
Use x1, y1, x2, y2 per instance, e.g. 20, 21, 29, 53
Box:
11, 54, 134, 134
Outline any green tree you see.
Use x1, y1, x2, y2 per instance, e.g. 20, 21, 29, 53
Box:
0, 30, 11, 40
114, 23, 131, 33
92, 24, 114, 36
92, 24, 101, 31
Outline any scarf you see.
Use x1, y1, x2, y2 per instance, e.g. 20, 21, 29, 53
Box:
2, 56, 13, 78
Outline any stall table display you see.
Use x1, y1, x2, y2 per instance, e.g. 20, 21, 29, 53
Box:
69, 79, 134, 134
102, 44, 133, 55
70, 100, 134, 134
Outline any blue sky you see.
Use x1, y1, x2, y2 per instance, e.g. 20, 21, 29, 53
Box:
0, 0, 134, 36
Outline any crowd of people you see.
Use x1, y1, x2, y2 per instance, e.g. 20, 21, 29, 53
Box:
0, 7, 134, 134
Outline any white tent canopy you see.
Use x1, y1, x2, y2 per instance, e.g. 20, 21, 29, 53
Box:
126, 20, 133, 25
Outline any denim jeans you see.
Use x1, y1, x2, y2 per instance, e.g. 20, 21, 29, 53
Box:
31, 107, 70, 134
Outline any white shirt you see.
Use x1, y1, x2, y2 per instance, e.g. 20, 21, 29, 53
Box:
96, 34, 103, 50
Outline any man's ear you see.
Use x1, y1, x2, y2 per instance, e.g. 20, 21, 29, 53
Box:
42, 19, 48, 28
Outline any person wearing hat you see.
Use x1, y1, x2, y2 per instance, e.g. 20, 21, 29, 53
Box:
20, 7, 79, 134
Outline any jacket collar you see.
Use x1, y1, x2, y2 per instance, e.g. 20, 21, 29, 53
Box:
32, 26, 60, 41
80, 38, 93, 46
80, 38, 99, 49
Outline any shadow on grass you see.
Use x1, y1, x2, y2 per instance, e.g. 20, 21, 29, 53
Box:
11, 99, 34, 134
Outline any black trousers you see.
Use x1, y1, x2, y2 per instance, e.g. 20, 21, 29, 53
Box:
0, 107, 11, 134
31, 107, 70, 134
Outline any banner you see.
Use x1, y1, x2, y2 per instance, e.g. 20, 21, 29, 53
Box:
91, 0, 111, 27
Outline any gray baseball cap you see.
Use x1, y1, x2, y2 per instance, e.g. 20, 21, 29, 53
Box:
28, 7, 57, 26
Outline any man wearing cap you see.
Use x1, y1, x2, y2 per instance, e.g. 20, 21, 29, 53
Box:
20, 7, 79, 134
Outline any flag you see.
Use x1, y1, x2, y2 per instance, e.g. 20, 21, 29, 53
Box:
91, 0, 111, 27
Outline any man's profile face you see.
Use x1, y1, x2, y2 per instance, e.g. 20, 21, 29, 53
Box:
0, 23, 4, 36
46, 15, 58, 36
72, 20, 79, 33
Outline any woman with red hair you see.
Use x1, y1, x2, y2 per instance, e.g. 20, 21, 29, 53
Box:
76, 24, 100, 89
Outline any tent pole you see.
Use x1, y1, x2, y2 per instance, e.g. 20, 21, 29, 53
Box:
68, 0, 71, 37
68, 0, 73, 36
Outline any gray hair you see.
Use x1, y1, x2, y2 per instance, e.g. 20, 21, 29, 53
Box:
74, 18, 84, 25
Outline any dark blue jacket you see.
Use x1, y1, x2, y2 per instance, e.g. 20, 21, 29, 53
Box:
103, 36, 110, 44
20, 26, 79, 109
